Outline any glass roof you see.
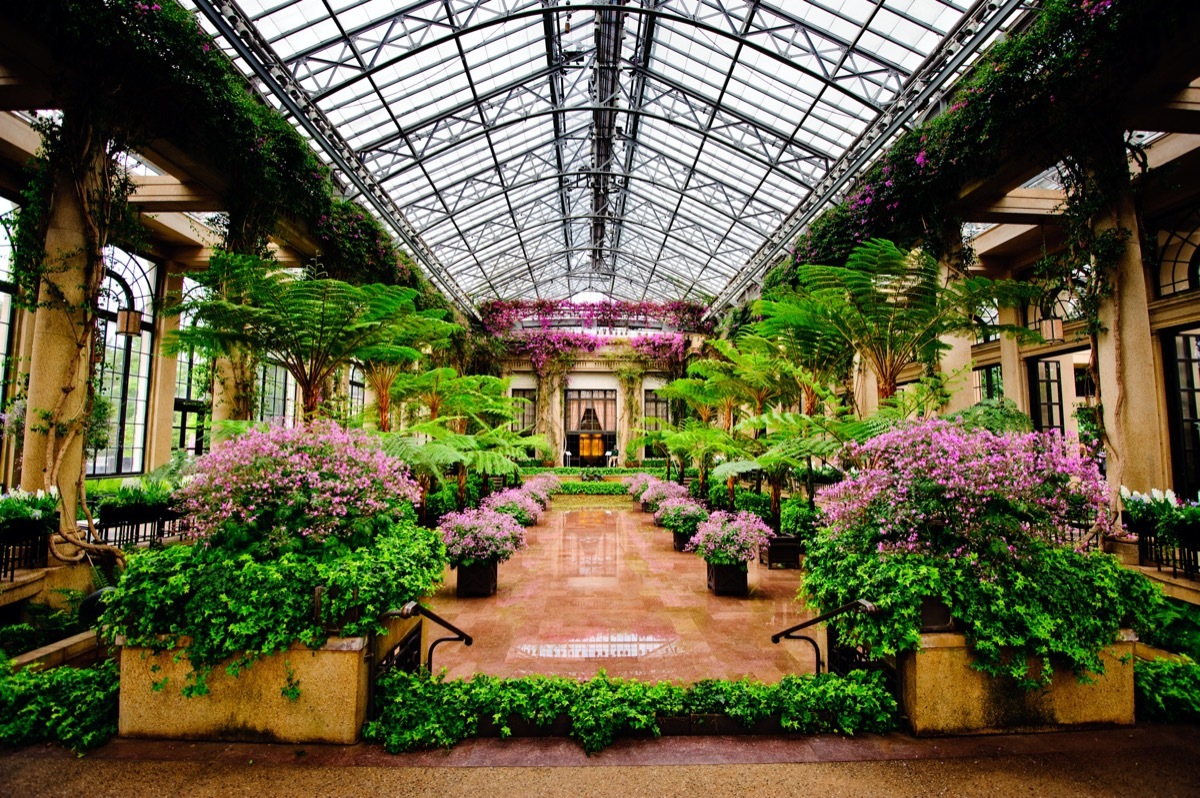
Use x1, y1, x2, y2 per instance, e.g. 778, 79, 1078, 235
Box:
190, 0, 1031, 312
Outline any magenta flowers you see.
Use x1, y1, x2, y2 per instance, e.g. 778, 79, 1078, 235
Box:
438, 507, 528, 567
687, 511, 774, 566
819, 417, 1113, 555
176, 421, 420, 549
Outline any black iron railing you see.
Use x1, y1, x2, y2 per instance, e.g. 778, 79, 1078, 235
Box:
0, 517, 52, 581
771, 598, 878, 675
381, 602, 473, 672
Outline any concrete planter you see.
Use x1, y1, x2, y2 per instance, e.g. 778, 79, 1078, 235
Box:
118, 616, 420, 744
898, 631, 1136, 736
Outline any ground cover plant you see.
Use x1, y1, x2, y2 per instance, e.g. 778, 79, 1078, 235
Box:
805, 418, 1162, 688
0, 658, 119, 753
101, 422, 445, 696
1134, 657, 1200, 723
365, 669, 896, 754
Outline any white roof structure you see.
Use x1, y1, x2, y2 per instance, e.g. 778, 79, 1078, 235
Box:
189, 0, 1032, 313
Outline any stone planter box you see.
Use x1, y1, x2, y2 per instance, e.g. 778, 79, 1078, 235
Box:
118, 616, 420, 744
898, 631, 1135, 736
706, 562, 748, 596
455, 560, 499, 597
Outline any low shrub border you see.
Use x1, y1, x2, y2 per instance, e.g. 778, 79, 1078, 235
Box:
0, 658, 119, 753
1134, 657, 1200, 723
552, 482, 628, 495
365, 669, 897, 754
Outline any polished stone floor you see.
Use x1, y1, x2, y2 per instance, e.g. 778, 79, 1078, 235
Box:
425, 507, 817, 682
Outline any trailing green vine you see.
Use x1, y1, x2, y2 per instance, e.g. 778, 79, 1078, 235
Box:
365, 669, 897, 755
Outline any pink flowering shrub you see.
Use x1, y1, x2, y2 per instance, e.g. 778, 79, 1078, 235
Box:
522, 475, 560, 508
655, 498, 709, 538
623, 473, 657, 499
805, 418, 1162, 688
686, 511, 774, 566
439, 508, 527, 567
176, 421, 420, 553
482, 488, 543, 527
640, 480, 689, 512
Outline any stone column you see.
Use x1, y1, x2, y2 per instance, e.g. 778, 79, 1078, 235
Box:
21, 172, 90, 526
144, 271, 184, 471
997, 305, 1027, 411
939, 260, 976, 413
1095, 190, 1168, 494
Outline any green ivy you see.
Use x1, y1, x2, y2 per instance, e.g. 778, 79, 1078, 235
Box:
0, 659, 119, 753
1134, 657, 1200, 723
101, 515, 445, 695
365, 669, 897, 755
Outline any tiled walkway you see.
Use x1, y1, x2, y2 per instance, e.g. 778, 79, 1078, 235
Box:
424, 507, 817, 681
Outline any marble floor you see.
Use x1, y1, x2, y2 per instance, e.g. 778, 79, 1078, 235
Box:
424, 507, 818, 682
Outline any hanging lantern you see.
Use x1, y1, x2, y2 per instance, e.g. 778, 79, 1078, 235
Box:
1038, 315, 1064, 344
116, 307, 143, 338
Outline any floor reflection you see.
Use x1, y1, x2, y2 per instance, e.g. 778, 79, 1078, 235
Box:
514, 632, 680, 660
426, 507, 817, 682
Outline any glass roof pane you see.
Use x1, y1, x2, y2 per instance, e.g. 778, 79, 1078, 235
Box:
191, 0, 1027, 307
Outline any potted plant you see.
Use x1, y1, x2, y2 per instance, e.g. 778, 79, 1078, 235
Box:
439, 507, 528, 597
622, 473, 657, 504
521, 475, 560, 509
102, 422, 445, 744
804, 418, 1162, 735
0, 489, 58, 581
686, 511, 774, 596
639, 480, 689, 514
654, 498, 709, 552
481, 488, 543, 527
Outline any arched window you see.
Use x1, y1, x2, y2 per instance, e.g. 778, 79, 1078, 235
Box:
173, 278, 210, 457
1157, 207, 1200, 297
88, 247, 156, 476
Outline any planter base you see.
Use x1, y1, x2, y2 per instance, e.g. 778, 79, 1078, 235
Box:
118, 617, 421, 745
456, 560, 499, 597
899, 631, 1135, 736
706, 562, 748, 596
759, 537, 802, 569
672, 531, 692, 552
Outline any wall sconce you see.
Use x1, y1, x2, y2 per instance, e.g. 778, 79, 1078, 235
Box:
116, 308, 143, 338
1038, 315, 1064, 344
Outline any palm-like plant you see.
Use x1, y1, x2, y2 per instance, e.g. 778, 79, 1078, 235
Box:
173, 252, 427, 419
662, 420, 740, 500
356, 313, 458, 432
759, 239, 1034, 400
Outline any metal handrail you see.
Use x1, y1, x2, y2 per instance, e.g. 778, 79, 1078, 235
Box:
771, 598, 878, 675
381, 601, 473, 672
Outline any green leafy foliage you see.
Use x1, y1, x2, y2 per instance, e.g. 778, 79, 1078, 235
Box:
1136, 598, 1200, 661
0, 594, 86, 658
0, 659, 119, 753
779, 499, 823, 549
101, 515, 445, 694
365, 669, 896, 755
552, 481, 627, 495
946, 398, 1034, 435
1134, 658, 1200, 723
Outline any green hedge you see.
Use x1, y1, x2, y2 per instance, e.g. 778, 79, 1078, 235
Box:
0, 659, 119, 752
552, 482, 628, 495
1135, 657, 1200, 723
365, 669, 897, 754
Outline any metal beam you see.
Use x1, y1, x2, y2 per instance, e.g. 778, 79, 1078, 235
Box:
192, 0, 478, 318
708, 0, 1030, 315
